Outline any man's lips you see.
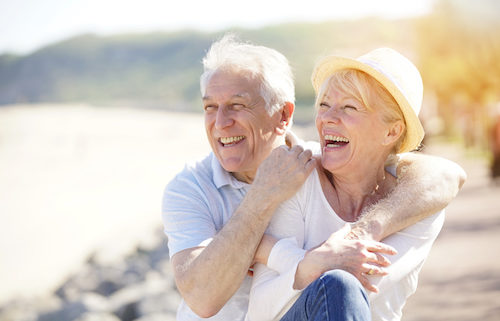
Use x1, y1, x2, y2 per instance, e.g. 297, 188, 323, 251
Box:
219, 136, 245, 146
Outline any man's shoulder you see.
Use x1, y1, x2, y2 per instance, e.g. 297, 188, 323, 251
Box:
165, 153, 216, 192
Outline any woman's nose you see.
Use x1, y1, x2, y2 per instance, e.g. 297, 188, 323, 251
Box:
320, 106, 341, 124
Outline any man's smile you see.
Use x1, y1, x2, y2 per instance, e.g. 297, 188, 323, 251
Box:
219, 136, 246, 146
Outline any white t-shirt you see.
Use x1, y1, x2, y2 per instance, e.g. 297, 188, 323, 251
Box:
162, 152, 252, 321
246, 169, 445, 321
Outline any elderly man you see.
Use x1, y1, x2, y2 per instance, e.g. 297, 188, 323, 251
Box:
162, 35, 465, 321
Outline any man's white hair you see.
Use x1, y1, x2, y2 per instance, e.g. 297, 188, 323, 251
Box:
200, 34, 295, 116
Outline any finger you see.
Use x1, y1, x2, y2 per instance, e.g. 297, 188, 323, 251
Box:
374, 253, 391, 267
366, 241, 397, 256
358, 274, 379, 293
304, 157, 317, 173
278, 144, 290, 152
363, 251, 391, 267
289, 145, 304, 156
298, 149, 313, 162
362, 263, 388, 276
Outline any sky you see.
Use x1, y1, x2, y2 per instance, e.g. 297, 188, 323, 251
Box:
0, 0, 434, 55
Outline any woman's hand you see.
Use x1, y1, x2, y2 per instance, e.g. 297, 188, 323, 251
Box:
294, 224, 397, 292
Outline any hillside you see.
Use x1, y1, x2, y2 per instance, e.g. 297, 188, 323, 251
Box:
0, 19, 416, 112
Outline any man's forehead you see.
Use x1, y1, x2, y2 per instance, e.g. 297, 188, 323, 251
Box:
204, 77, 258, 99
203, 92, 251, 101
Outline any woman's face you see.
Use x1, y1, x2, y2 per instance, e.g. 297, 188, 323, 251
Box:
315, 81, 393, 174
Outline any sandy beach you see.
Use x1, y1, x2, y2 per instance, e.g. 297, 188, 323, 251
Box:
0, 104, 210, 304
1, 104, 498, 320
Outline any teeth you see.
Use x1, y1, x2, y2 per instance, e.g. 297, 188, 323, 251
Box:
220, 136, 245, 144
324, 135, 349, 143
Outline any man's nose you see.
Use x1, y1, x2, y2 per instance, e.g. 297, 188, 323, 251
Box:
215, 106, 234, 129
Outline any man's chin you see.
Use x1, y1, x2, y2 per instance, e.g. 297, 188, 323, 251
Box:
219, 158, 244, 173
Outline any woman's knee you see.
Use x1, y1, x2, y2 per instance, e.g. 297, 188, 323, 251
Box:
319, 270, 367, 299
301, 270, 370, 319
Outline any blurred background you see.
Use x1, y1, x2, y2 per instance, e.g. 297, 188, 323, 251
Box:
0, 0, 499, 320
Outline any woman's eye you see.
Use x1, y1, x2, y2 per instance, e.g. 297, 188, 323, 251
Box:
319, 102, 330, 108
344, 105, 357, 110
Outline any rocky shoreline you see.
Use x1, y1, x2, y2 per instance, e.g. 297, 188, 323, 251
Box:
0, 228, 180, 321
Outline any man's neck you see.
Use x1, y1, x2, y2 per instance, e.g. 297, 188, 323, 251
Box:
232, 171, 255, 184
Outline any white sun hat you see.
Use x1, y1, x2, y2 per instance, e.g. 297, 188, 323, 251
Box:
311, 48, 425, 153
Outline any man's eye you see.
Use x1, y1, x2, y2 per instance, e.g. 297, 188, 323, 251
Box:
204, 105, 217, 111
232, 103, 245, 110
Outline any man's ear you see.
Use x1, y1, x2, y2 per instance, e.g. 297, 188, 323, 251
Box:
382, 120, 404, 146
275, 102, 295, 135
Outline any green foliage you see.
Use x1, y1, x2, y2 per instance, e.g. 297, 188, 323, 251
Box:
416, 0, 500, 146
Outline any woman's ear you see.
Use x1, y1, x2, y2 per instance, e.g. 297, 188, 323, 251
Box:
382, 120, 404, 146
275, 102, 295, 135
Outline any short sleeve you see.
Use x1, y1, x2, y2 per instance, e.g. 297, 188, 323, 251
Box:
162, 171, 217, 258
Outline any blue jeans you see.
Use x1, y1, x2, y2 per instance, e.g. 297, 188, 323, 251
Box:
280, 270, 371, 321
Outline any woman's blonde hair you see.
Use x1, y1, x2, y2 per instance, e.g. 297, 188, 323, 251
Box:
316, 69, 407, 153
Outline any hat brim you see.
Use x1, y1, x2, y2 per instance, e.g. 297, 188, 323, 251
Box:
312, 56, 424, 153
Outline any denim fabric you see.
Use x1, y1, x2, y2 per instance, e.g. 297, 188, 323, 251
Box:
280, 270, 371, 321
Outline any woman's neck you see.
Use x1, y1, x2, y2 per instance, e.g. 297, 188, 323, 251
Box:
319, 162, 395, 222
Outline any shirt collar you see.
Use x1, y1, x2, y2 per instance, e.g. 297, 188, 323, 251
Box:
211, 153, 249, 190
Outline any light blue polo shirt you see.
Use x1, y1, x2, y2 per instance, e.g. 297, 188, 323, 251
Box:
162, 152, 252, 321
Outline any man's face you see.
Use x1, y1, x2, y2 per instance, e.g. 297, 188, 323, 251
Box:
203, 69, 281, 182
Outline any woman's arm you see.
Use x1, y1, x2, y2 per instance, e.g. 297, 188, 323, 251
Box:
247, 193, 307, 321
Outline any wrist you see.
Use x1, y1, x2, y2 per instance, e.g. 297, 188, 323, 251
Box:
349, 219, 384, 241
246, 184, 281, 214
293, 251, 322, 290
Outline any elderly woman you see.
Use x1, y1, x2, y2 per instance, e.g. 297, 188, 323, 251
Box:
246, 48, 445, 321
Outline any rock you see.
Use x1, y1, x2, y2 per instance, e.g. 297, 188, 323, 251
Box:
148, 249, 170, 272
55, 264, 101, 300
37, 301, 87, 321
134, 313, 177, 321
109, 271, 173, 320
0, 296, 62, 321
74, 312, 121, 321
114, 301, 139, 321
37, 293, 109, 321
1, 226, 179, 321
137, 291, 181, 316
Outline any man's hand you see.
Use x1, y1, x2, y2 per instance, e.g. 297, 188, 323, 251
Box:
294, 224, 397, 293
252, 145, 316, 205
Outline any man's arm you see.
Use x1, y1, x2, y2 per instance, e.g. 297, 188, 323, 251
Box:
349, 152, 466, 241
171, 146, 315, 318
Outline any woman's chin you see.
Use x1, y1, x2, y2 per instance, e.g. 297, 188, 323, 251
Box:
321, 157, 348, 173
